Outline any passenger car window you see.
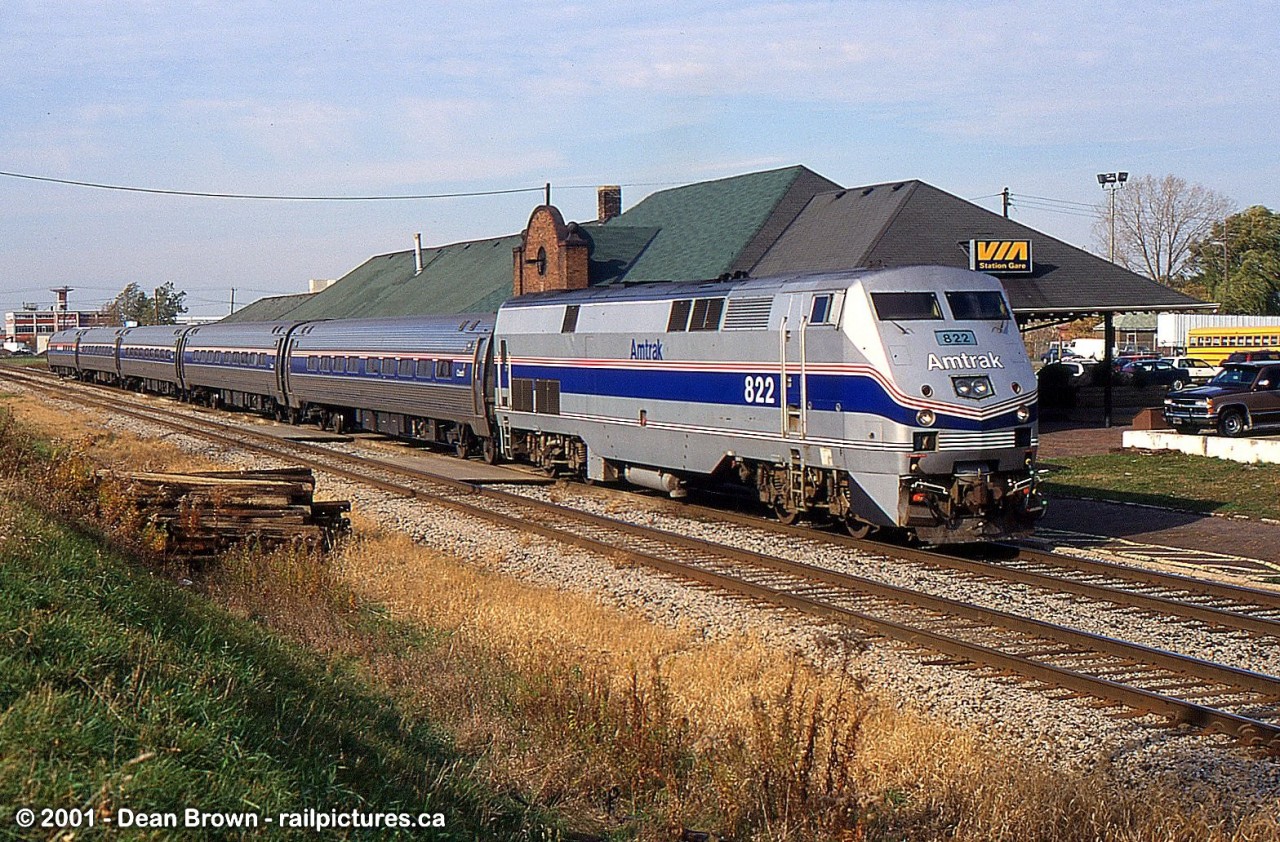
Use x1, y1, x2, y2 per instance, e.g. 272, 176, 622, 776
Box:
436, 359, 452, 379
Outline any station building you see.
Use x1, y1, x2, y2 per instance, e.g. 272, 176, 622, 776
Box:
227, 165, 1213, 338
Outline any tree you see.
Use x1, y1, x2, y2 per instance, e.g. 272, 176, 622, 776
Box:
1188, 206, 1280, 314
101, 282, 188, 325
1092, 174, 1233, 285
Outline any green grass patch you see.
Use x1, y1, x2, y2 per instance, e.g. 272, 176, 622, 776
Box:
0, 498, 542, 839
1041, 451, 1280, 520
0, 355, 47, 368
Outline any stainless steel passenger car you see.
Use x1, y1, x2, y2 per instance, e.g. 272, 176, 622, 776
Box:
284, 314, 495, 453
47, 329, 86, 376
118, 325, 188, 396
493, 266, 1042, 542
181, 321, 300, 414
75, 327, 127, 384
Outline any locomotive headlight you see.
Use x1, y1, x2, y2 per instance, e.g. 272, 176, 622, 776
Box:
1016, 404, 1031, 422
916, 409, 936, 427
951, 375, 994, 400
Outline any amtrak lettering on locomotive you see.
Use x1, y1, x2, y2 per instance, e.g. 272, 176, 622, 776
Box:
49, 265, 1043, 543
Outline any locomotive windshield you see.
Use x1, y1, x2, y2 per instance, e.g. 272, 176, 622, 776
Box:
871, 292, 942, 320
946, 291, 1010, 320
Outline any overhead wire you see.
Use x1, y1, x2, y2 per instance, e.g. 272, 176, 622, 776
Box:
0, 168, 685, 202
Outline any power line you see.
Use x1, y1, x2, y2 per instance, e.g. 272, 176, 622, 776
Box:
0, 169, 549, 202
0, 168, 685, 203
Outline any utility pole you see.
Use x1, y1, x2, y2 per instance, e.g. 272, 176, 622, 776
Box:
154, 286, 161, 325
1001, 187, 1010, 218
230, 287, 236, 315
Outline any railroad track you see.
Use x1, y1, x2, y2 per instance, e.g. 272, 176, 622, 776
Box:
5, 365, 1280, 751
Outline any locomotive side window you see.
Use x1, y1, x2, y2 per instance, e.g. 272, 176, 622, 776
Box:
810, 294, 833, 325
667, 299, 692, 331
689, 297, 725, 331
946, 291, 1010, 320
561, 305, 580, 334
871, 292, 942, 320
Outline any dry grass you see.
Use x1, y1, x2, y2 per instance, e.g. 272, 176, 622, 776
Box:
3, 399, 1279, 840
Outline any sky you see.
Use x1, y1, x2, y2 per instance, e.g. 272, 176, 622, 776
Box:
2, 1, 1277, 320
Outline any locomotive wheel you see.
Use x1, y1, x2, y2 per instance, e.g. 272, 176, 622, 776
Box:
331, 412, 345, 435
773, 499, 801, 526
454, 430, 473, 458
843, 517, 875, 539
481, 436, 499, 465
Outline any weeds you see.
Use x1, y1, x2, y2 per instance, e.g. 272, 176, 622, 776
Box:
3, 405, 1279, 840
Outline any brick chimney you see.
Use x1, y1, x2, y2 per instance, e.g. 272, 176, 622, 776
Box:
597, 185, 622, 222
513, 205, 590, 297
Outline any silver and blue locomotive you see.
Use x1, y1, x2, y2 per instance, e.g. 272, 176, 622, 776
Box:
494, 266, 1041, 542
48, 265, 1042, 543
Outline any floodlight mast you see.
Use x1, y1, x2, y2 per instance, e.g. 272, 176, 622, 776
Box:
1097, 171, 1128, 262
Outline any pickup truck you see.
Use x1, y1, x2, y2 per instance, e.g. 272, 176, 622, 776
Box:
1163, 362, 1280, 437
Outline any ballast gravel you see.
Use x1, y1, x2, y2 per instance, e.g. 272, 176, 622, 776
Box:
9, 381, 1279, 809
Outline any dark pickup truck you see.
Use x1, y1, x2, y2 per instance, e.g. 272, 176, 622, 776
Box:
1163, 362, 1280, 437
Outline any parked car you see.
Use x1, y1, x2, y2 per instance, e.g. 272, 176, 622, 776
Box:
1110, 352, 1159, 373
1163, 362, 1280, 436
1163, 356, 1217, 384
1116, 358, 1191, 390
1224, 350, 1280, 364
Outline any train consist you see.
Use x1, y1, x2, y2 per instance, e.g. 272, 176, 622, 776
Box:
49, 266, 1042, 543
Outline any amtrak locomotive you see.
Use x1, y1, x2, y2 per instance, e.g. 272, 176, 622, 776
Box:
49, 265, 1043, 543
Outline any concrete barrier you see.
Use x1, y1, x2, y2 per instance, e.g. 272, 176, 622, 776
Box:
1123, 429, 1280, 465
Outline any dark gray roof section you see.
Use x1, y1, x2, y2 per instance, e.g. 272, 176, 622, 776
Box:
753, 180, 1213, 320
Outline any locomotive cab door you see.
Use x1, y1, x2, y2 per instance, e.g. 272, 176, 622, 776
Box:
778, 297, 807, 440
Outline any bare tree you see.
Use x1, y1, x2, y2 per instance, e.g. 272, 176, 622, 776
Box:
1092, 174, 1233, 285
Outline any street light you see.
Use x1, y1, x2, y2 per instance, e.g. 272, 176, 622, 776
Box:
1097, 171, 1129, 262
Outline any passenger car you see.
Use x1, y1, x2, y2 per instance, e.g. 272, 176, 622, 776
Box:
1163, 362, 1280, 437
1116, 359, 1190, 390
1163, 356, 1217, 384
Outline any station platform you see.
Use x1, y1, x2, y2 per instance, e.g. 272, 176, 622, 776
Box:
1036, 419, 1280, 575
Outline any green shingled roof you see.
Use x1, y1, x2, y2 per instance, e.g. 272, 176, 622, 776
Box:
223, 292, 313, 323
605, 165, 837, 282
279, 234, 520, 320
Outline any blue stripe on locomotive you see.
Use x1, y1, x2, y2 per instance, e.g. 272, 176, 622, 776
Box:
507, 363, 1029, 431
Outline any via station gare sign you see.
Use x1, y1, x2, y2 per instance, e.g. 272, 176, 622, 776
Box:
969, 239, 1033, 274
